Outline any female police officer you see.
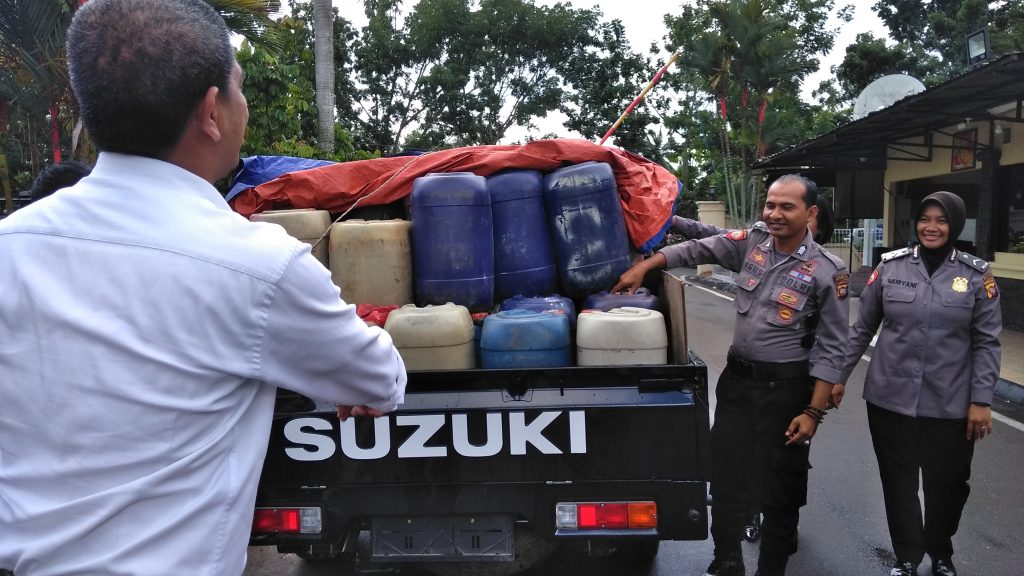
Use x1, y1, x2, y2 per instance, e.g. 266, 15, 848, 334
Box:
835, 191, 1001, 576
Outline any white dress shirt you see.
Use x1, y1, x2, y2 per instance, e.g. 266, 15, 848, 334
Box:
0, 153, 406, 575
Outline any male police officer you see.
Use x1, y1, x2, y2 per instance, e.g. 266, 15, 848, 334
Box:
613, 174, 849, 576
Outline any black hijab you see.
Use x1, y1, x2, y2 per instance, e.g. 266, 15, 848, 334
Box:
914, 191, 966, 275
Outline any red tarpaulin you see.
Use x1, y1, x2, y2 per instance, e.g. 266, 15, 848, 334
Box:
229, 138, 679, 251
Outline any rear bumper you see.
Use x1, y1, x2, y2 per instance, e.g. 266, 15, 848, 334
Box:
249, 478, 708, 548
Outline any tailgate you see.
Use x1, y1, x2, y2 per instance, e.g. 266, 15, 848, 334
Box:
259, 363, 709, 488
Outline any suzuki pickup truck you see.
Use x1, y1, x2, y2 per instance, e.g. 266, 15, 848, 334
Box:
248, 272, 710, 574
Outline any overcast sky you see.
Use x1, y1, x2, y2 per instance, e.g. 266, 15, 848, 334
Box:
332, 0, 888, 142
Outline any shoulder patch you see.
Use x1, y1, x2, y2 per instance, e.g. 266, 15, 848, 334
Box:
751, 221, 769, 232
726, 230, 748, 241
834, 272, 850, 300
866, 268, 879, 286
818, 247, 845, 270
983, 271, 999, 299
881, 247, 911, 262
957, 251, 989, 272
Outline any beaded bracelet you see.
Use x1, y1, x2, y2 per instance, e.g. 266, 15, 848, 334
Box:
802, 405, 825, 423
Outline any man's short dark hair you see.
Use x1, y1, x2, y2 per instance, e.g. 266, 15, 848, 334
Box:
31, 160, 93, 200
66, 0, 234, 159
772, 174, 819, 208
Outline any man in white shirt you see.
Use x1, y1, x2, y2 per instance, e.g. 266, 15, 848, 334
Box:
0, 1, 407, 574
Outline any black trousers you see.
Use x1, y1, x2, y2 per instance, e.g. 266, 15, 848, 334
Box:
867, 402, 974, 564
709, 364, 811, 571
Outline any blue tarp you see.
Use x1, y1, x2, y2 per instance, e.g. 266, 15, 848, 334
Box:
226, 155, 336, 202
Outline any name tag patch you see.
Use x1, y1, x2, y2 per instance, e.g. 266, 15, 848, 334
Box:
778, 274, 812, 295
770, 286, 808, 311
742, 260, 766, 279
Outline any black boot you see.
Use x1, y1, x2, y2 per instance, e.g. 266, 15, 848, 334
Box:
704, 555, 745, 576
744, 513, 761, 542
891, 560, 919, 576
931, 557, 957, 576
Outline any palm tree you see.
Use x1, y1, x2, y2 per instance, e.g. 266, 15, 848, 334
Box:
682, 0, 815, 226
312, 0, 335, 153
0, 0, 74, 213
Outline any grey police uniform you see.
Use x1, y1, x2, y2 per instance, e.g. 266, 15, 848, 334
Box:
658, 223, 850, 573
671, 215, 728, 239
838, 245, 1001, 566
840, 245, 1002, 417
660, 223, 849, 381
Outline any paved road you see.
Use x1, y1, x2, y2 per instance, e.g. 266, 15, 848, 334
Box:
245, 276, 1024, 576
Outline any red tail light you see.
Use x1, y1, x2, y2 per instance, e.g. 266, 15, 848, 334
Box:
578, 503, 629, 529
556, 501, 657, 530
252, 507, 322, 534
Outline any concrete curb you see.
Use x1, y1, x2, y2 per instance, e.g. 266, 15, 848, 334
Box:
996, 379, 1024, 407
681, 272, 1024, 407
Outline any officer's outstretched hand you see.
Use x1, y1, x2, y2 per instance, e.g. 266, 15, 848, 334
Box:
611, 253, 667, 295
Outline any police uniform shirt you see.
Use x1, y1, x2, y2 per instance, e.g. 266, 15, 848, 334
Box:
671, 215, 728, 239
839, 246, 1002, 419
658, 224, 850, 384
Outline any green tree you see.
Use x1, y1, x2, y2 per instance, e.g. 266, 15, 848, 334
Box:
0, 0, 282, 213
558, 18, 664, 159
834, 0, 1024, 100
350, 0, 613, 152
0, 0, 77, 212
237, 2, 365, 160
663, 0, 839, 226
413, 0, 603, 147
350, 0, 430, 153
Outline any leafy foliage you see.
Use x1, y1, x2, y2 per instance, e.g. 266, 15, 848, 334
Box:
662, 0, 844, 226
0, 0, 284, 211
558, 18, 662, 159
347, 0, 613, 153
834, 0, 1024, 98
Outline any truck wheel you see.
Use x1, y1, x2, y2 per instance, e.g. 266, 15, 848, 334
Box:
423, 528, 558, 576
613, 540, 660, 562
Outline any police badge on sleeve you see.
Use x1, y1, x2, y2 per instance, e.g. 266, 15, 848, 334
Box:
834, 272, 850, 300
983, 271, 999, 299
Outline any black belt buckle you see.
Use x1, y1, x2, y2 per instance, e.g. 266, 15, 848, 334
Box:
728, 352, 757, 378
728, 352, 806, 380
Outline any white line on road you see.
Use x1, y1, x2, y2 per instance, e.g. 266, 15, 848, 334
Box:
992, 411, 1024, 433
685, 279, 1024, 433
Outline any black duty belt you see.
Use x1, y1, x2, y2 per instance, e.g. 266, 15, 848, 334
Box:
726, 350, 808, 381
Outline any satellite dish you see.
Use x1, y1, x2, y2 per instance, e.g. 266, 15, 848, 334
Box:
852, 74, 926, 120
